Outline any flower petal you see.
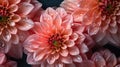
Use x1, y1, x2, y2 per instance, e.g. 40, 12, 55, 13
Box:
8, 0, 20, 5
91, 52, 106, 67
56, 7, 67, 18
60, 49, 68, 57
47, 56, 56, 64
33, 50, 46, 61
73, 55, 82, 63
61, 56, 72, 64
17, 2, 34, 16
73, 8, 88, 22
0, 53, 6, 64
8, 4, 18, 12
66, 40, 75, 47
69, 46, 79, 55
2, 30, 11, 42
8, 27, 17, 34
17, 18, 34, 31
40, 13, 53, 27
11, 14, 21, 22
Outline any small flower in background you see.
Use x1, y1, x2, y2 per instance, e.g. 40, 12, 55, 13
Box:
24, 7, 90, 67
76, 49, 120, 67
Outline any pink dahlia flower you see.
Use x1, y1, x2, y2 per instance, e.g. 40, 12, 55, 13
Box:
24, 7, 89, 67
0, 0, 34, 54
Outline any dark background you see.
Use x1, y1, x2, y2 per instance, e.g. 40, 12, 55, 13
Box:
15, 0, 120, 67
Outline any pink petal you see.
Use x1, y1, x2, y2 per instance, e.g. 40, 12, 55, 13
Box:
66, 40, 75, 47
8, 4, 18, 12
60, 49, 68, 57
8, 27, 17, 34
17, 18, 34, 31
53, 15, 62, 29
54, 62, 64, 67
79, 43, 89, 53
8, 0, 20, 5
11, 14, 21, 22
2, 30, 11, 42
62, 15, 73, 29
61, 56, 72, 64
70, 33, 78, 41
72, 55, 82, 63
94, 30, 106, 42
69, 46, 79, 55
45, 7, 58, 19
0, 53, 6, 64
91, 52, 106, 67
72, 23, 85, 34
107, 54, 117, 67
9, 22, 15, 26
33, 22, 51, 36
40, 13, 53, 27
28, 0, 42, 19
17, 2, 34, 16
56, 7, 67, 18
109, 25, 118, 34
33, 50, 47, 61
73, 8, 88, 22
47, 56, 56, 64
88, 25, 100, 36
27, 53, 41, 64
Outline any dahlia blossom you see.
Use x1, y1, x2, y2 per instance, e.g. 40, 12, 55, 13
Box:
61, 0, 120, 46
0, 0, 34, 42
24, 7, 89, 67
77, 49, 120, 67
0, 0, 34, 53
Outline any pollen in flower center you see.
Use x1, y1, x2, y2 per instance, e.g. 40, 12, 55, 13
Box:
48, 34, 63, 48
99, 0, 117, 15
0, 5, 10, 24
53, 40, 59, 46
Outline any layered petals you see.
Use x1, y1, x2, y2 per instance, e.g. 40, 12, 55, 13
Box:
24, 7, 87, 67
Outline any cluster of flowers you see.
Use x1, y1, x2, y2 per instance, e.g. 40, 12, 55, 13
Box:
0, 0, 120, 67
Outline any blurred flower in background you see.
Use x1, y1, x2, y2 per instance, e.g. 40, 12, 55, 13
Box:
0, 52, 17, 67
61, 0, 120, 46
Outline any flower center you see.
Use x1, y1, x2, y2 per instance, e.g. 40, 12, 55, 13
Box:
48, 34, 63, 49
0, 5, 10, 25
99, 0, 118, 16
